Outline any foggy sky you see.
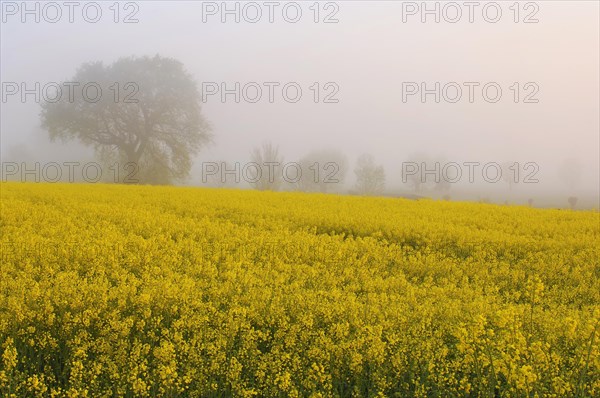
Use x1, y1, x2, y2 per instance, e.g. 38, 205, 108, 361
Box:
1, 1, 599, 205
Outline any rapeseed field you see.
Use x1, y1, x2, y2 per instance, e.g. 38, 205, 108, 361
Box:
1, 182, 598, 397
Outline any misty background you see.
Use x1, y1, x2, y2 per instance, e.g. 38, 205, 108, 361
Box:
1, 1, 598, 208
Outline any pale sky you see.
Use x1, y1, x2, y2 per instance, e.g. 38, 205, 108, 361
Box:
1, 1, 598, 202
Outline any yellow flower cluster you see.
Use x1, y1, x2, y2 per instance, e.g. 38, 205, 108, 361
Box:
1, 182, 598, 397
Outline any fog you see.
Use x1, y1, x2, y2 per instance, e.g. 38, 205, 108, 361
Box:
1, 1, 598, 208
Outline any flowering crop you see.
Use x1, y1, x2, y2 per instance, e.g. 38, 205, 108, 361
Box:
1, 182, 598, 397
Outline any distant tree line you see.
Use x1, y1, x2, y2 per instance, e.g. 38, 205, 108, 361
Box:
37, 55, 585, 207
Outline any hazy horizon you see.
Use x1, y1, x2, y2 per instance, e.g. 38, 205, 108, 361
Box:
1, 1, 598, 207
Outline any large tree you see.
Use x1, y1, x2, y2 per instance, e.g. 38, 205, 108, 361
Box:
40, 55, 212, 184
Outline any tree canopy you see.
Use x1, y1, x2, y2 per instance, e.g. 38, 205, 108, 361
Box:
41, 55, 212, 184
